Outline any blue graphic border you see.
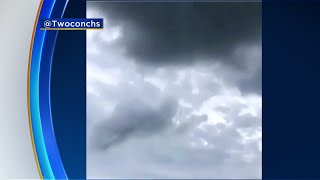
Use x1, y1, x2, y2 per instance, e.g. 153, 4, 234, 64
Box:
29, 0, 69, 179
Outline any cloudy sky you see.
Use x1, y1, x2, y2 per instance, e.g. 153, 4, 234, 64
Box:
87, 1, 261, 179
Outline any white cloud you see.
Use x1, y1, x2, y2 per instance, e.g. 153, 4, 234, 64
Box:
87, 5, 262, 179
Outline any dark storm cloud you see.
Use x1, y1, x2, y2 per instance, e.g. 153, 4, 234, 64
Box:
87, 2, 262, 178
90, 97, 178, 150
92, 2, 261, 68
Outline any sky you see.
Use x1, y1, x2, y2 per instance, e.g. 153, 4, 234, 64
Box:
87, 2, 261, 179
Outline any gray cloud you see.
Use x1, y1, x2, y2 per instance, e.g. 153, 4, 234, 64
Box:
91, 2, 261, 68
88, 96, 262, 178
90, 93, 178, 150
90, 2, 261, 94
87, 2, 261, 179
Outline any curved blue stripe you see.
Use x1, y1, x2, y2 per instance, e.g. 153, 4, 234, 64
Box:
31, 1, 55, 178
39, 0, 69, 179
30, 0, 70, 179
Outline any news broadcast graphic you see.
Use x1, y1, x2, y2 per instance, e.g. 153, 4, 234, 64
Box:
87, 1, 261, 179
4, 0, 320, 179
40, 18, 103, 30
27, 0, 89, 179
29, 0, 71, 179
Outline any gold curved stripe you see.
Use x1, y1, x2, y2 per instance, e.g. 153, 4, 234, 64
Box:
27, 0, 44, 179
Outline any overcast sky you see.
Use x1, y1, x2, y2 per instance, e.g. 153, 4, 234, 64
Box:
87, 2, 261, 179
